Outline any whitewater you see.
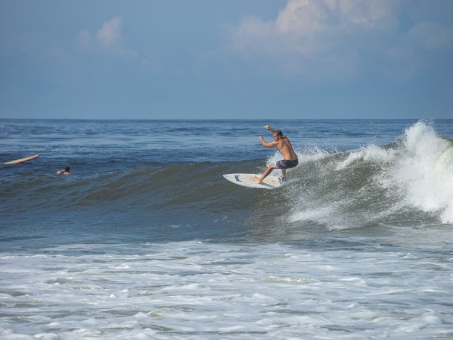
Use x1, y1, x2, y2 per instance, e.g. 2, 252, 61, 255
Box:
0, 119, 452, 339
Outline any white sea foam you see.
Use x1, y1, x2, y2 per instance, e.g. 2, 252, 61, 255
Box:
383, 122, 453, 223
288, 206, 336, 224
1, 241, 452, 339
336, 144, 395, 170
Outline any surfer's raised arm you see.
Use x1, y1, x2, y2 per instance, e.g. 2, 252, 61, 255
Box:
259, 135, 277, 148
264, 125, 275, 134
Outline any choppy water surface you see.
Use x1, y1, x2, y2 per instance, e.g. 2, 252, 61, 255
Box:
1, 119, 452, 339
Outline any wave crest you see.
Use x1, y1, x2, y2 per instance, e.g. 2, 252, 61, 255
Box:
288, 121, 453, 228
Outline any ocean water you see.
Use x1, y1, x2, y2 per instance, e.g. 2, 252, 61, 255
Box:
1, 119, 452, 339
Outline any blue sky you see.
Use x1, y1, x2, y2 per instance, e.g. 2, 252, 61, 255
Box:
1, 0, 452, 119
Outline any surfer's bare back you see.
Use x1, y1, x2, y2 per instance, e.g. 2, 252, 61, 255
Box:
254, 125, 298, 183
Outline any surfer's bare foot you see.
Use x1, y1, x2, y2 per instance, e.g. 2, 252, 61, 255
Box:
253, 176, 263, 184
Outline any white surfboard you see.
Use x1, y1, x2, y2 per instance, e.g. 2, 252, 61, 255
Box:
223, 173, 290, 190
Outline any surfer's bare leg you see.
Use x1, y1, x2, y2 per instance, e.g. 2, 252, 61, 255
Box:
254, 164, 275, 183
280, 169, 287, 180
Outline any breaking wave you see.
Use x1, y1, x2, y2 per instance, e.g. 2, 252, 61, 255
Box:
288, 121, 453, 228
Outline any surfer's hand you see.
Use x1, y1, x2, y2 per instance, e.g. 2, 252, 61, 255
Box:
264, 125, 270, 130
259, 136, 264, 141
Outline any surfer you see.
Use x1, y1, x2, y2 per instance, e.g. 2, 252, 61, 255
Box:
56, 166, 71, 175
254, 125, 298, 184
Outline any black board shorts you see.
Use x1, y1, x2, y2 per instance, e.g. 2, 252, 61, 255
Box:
276, 159, 298, 169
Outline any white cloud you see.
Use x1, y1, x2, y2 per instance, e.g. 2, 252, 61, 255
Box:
231, 0, 400, 55
75, 17, 137, 58
333, 0, 398, 29
228, 0, 452, 80
97, 17, 123, 48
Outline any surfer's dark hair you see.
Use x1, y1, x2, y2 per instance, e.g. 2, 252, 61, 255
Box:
64, 166, 70, 172
275, 130, 283, 137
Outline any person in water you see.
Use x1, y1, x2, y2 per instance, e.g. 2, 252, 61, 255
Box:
56, 166, 71, 175
254, 125, 298, 183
